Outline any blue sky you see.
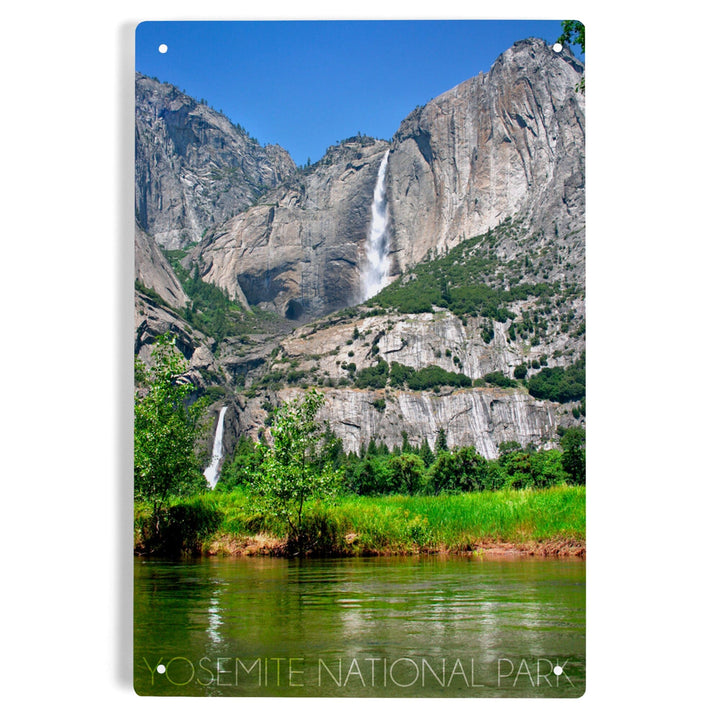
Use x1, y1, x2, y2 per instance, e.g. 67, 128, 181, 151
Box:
136, 20, 580, 166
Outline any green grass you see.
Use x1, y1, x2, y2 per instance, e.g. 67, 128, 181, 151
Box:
136, 486, 585, 556
329, 488, 585, 551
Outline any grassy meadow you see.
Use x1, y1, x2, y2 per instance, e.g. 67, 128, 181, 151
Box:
134, 485, 585, 557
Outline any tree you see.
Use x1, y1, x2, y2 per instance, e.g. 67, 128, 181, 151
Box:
558, 20, 585, 54
436, 427, 448, 453
513, 363, 528, 380
418, 438, 435, 468
134, 333, 207, 527
387, 453, 427, 494
214, 434, 264, 491
249, 390, 342, 554
558, 21, 585, 92
429, 447, 489, 493
561, 426, 586, 485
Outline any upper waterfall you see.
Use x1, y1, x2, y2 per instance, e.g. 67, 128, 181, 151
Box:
362, 151, 391, 300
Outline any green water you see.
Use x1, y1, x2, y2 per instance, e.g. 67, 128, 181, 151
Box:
134, 555, 585, 697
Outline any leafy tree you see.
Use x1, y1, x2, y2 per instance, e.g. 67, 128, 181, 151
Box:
429, 447, 489, 493
483, 371, 516, 388
249, 390, 342, 554
387, 453, 427, 494
134, 333, 208, 528
558, 20, 585, 53
558, 21, 585, 92
501, 450, 534, 489
528, 449, 567, 488
348, 458, 378, 495
348, 455, 392, 495
215, 434, 264, 491
560, 426, 586, 485
406, 365, 472, 391
355, 360, 389, 389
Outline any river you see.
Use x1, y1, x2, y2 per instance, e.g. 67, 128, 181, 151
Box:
134, 555, 585, 697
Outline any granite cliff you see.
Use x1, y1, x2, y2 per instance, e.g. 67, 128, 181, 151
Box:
134, 38, 585, 464
192, 39, 584, 319
387, 39, 585, 272
193, 137, 390, 319
135, 73, 296, 250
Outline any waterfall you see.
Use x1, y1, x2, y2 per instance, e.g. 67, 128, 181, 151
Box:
362, 150, 391, 300
203, 406, 227, 489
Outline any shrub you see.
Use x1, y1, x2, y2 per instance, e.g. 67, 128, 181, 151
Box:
355, 360, 389, 389
406, 365, 472, 391
137, 497, 223, 556
527, 354, 585, 403
482, 371, 516, 388
389, 361, 415, 388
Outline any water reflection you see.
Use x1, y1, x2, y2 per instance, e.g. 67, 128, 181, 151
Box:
134, 556, 584, 697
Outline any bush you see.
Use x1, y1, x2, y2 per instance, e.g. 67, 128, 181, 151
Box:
137, 497, 223, 556
289, 506, 343, 556
527, 354, 585, 403
482, 371, 516, 388
355, 360, 389, 389
405, 365, 472, 391
389, 361, 415, 388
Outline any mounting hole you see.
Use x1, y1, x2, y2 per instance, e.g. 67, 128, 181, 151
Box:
553, 665, 563, 676
552, 43, 563, 53
158, 44, 168, 54
157, 664, 166, 674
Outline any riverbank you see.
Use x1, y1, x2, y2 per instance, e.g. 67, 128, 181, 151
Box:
135, 486, 584, 558
203, 534, 585, 558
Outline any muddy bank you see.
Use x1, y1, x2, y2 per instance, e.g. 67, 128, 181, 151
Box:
201, 533, 585, 559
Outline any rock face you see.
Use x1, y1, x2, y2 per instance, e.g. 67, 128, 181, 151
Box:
223, 386, 566, 459
134, 291, 226, 389
135, 73, 296, 250
225, 306, 583, 455
314, 387, 560, 457
134, 38, 586, 461
134, 221, 188, 308
387, 39, 585, 272
194, 39, 584, 314
193, 138, 390, 318
271, 308, 583, 389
